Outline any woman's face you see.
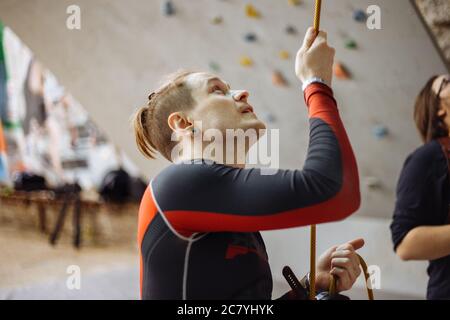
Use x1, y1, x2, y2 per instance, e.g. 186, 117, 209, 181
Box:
434, 75, 450, 116
185, 72, 266, 136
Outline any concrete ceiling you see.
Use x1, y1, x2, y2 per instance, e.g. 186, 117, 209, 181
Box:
0, 0, 447, 218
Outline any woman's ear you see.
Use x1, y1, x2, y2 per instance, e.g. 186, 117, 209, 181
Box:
168, 112, 194, 134
437, 107, 447, 118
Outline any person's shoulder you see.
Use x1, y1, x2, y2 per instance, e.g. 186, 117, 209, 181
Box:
401, 140, 444, 180
152, 160, 220, 190
406, 140, 441, 165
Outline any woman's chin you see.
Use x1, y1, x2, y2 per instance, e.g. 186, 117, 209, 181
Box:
252, 119, 267, 131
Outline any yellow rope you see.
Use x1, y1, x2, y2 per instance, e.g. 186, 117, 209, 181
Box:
309, 225, 316, 300
358, 254, 375, 300
313, 0, 322, 32
328, 255, 374, 300
308, 0, 374, 301
309, 0, 321, 300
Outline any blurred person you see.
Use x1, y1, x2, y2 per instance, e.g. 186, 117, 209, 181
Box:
132, 28, 363, 300
391, 74, 450, 300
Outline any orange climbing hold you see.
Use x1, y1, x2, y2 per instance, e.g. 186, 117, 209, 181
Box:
272, 70, 288, 87
334, 62, 351, 80
245, 4, 261, 19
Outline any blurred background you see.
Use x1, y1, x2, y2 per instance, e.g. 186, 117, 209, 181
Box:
0, 0, 449, 299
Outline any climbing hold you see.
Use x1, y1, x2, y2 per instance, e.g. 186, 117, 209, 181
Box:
372, 125, 389, 139
285, 25, 298, 35
209, 61, 221, 72
353, 9, 367, 23
279, 50, 290, 60
333, 62, 351, 80
288, 0, 301, 6
162, 0, 175, 16
263, 112, 277, 123
272, 70, 288, 87
345, 39, 357, 49
364, 176, 382, 189
245, 4, 261, 19
244, 33, 257, 42
240, 56, 253, 67
211, 16, 223, 25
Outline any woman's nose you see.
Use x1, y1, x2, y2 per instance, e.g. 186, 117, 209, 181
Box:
232, 90, 249, 102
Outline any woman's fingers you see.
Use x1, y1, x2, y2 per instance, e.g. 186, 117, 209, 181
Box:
335, 239, 365, 252
331, 248, 362, 280
348, 238, 365, 251
331, 257, 361, 279
301, 27, 318, 51
331, 249, 360, 268
324, 239, 365, 292
331, 267, 353, 291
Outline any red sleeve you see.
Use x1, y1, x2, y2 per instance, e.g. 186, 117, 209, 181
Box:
149, 83, 360, 233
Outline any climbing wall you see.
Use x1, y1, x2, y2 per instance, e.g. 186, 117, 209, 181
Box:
0, 0, 447, 219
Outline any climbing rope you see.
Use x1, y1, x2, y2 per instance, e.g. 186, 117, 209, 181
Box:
309, 224, 316, 299
309, 0, 374, 300
313, 0, 322, 32
308, 0, 321, 301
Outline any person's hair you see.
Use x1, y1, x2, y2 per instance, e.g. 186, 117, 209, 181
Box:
132, 70, 196, 161
414, 75, 448, 143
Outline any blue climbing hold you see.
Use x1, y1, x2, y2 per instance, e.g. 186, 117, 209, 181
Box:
353, 9, 367, 23
162, 1, 175, 16
244, 33, 257, 42
263, 112, 277, 123
372, 125, 388, 139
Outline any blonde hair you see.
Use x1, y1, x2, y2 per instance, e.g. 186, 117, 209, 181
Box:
132, 70, 196, 161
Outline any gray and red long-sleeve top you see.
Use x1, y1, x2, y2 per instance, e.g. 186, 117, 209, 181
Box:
137, 83, 360, 300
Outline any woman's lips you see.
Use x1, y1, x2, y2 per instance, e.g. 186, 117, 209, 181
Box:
239, 105, 254, 114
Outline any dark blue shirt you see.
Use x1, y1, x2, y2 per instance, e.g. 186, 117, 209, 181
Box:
390, 140, 450, 300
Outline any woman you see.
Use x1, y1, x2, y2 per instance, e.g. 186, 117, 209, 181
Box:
133, 28, 362, 300
391, 74, 450, 300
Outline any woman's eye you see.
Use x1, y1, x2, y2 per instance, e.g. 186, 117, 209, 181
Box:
213, 86, 224, 94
